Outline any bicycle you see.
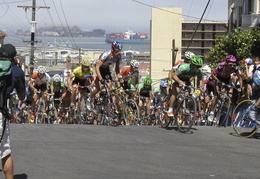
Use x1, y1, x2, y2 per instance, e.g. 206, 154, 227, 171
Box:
232, 99, 260, 138
138, 96, 153, 125
46, 95, 60, 124
77, 84, 96, 124
161, 85, 197, 133
116, 88, 140, 125
95, 80, 124, 126
34, 90, 47, 124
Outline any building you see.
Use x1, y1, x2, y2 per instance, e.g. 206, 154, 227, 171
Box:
182, 22, 228, 58
228, 0, 260, 31
150, 7, 182, 85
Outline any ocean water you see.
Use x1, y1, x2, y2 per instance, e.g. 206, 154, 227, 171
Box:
4, 36, 150, 53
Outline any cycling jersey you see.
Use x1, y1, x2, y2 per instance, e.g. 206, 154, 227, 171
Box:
172, 59, 185, 70
51, 82, 65, 93
99, 50, 122, 68
175, 63, 202, 83
213, 61, 240, 80
119, 66, 139, 88
72, 66, 94, 80
31, 72, 51, 86
138, 82, 154, 97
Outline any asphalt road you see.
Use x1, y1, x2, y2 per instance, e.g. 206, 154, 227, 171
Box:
1, 124, 259, 179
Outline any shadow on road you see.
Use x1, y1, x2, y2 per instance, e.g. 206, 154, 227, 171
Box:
14, 173, 28, 179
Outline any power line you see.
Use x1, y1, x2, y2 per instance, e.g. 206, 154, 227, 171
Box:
59, 0, 78, 49
185, 0, 211, 51
132, 0, 222, 22
50, 0, 78, 48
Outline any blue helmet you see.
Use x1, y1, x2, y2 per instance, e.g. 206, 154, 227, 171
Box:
160, 80, 168, 87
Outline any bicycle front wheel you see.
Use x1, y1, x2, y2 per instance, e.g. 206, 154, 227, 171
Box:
216, 97, 231, 127
124, 99, 140, 125
176, 96, 197, 133
35, 98, 46, 124
232, 100, 258, 138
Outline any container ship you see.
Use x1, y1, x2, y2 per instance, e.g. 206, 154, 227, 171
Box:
105, 29, 150, 44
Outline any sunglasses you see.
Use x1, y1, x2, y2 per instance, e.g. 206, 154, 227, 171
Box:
82, 65, 89, 68
228, 63, 236, 66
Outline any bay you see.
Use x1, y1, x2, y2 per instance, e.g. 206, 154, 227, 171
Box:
4, 36, 150, 53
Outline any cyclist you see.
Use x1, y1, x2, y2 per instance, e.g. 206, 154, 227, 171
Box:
90, 41, 123, 113
137, 77, 155, 124
29, 66, 51, 121
118, 59, 140, 90
167, 55, 204, 117
59, 86, 72, 124
67, 58, 94, 106
248, 56, 260, 121
49, 74, 66, 124
206, 55, 243, 122
168, 51, 195, 89
153, 79, 169, 125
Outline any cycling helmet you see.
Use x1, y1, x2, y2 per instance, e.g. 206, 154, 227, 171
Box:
37, 66, 46, 74
191, 56, 203, 66
53, 74, 62, 82
130, 59, 140, 68
226, 55, 237, 62
111, 41, 123, 51
81, 58, 91, 66
144, 77, 152, 85
201, 65, 211, 74
245, 58, 253, 65
184, 51, 195, 60
160, 80, 168, 87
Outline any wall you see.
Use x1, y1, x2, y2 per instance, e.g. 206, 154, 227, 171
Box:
151, 8, 182, 86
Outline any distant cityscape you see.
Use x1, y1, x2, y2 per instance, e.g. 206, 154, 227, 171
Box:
15, 25, 106, 37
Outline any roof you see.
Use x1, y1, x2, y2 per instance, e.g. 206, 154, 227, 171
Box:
0, 31, 7, 37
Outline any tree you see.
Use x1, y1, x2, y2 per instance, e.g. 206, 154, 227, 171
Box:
206, 27, 260, 68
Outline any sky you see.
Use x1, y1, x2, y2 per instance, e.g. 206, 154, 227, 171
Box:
0, 0, 228, 34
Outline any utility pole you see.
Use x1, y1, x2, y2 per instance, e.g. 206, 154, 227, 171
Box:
18, 0, 50, 76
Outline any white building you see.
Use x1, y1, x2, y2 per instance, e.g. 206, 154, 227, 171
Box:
228, 0, 260, 31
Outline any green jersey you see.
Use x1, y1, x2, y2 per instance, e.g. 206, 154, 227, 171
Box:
175, 63, 202, 82
52, 82, 65, 93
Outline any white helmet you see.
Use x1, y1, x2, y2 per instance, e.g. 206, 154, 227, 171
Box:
37, 66, 46, 74
201, 65, 211, 74
184, 51, 195, 60
53, 74, 62, 82
130, 59, 140, 68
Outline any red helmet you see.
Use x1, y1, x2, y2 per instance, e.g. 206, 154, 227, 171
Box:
111, 41, 123, 51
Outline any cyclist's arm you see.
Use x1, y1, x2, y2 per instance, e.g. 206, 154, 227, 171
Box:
29, 79, 37, 93
95, 60, 104, 81
67, 74, 74, 89
172, 72, 185, 86
50, 82, 54, 95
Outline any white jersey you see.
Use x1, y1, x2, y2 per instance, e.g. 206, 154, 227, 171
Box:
32, 73, 51, 86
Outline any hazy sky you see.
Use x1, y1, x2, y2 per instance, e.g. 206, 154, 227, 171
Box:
1, 0, 228, 34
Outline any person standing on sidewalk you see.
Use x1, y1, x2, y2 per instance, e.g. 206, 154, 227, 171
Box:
0, 44, 26, 179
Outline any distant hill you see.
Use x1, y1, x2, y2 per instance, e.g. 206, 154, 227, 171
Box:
15, 25, 105, 37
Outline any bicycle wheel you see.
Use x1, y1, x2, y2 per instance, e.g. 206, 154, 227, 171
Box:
216, 97, 231, 127
176, 96, 196, 133
160, 110, 172, 128
124, 99, 140, 125
232, 100, 258, 138
107, 94, 123, 126
35, 98, 45, 124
